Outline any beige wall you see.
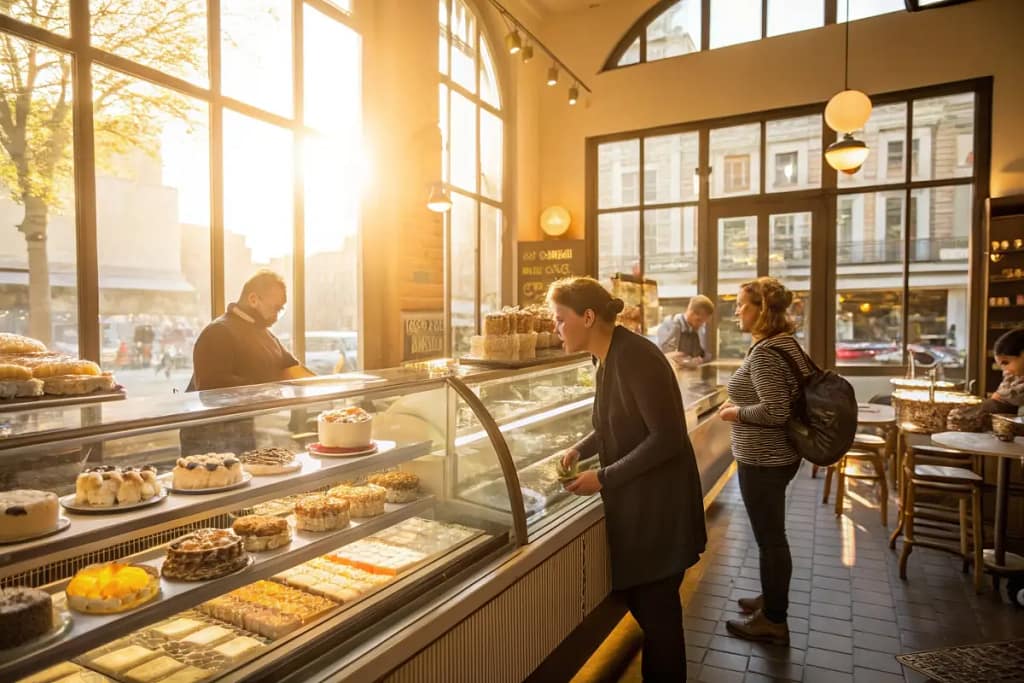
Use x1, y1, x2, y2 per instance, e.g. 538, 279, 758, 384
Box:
531, 0, 1024, 242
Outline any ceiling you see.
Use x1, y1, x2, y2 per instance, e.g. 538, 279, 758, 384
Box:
529, 0, 611, 16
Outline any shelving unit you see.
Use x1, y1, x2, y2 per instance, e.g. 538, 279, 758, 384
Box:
983, 196, 1024, 395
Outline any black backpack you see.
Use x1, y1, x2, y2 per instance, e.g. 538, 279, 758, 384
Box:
767, 345, 858, 466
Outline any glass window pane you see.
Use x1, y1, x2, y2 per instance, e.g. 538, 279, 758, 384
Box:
767, 0, 822, 37
597, 139, 640, 209
451, 192, 477, 354
480, 203, 501, 316
451, 0, 477, 94
838, 102, 907, 188
450, 91, 477, 192
912, 92, 974, 182
480, 36, 500, 109
597, 211, 640, 282
769, 212, 812, 351
93, 67, 210, 397
715, 293, 747, 360
710, 124, 760, 198
717, 215, 757, 277
710, 0, 761, 49
644, 132, 699, 204
304, 5, 361, 135
324, 0, 351, 11
0, 37, 76, 351
838, 0, 905, 22
221, 0, 292, 117
618, 37, 640, 66
439, 27, 449, 76
480, 109, 502, 201
644, 207, 697, 300
223, 111, 293, 340
766, 115, 822, 192
91, 0, 207, 86
646, 0, 701, 61
439, 85, 449, 182
2, 2, 68, 35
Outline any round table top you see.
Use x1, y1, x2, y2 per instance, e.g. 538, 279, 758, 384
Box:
857, 403, 896, 424
932, 431, 1024, 458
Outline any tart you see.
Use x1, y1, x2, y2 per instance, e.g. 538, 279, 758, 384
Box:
161, 529, 248, 581
0, 489, 59, 542
317, 407, 373, 448
232, 515, 292, 551
171, 454, 242, 490
66, 563, 160, 614
326, 484, 387, 517
239, 447, 298, 475
0, 586, 53, 649
366, 471, 420, 503
75, 465, 161, 506
294, 494, 350, 532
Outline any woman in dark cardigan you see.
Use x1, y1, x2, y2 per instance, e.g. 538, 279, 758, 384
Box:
551, 277, 707, 683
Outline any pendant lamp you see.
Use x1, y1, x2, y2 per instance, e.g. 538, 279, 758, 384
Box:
825, 0, 871, 174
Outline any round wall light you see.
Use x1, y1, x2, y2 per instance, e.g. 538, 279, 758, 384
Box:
540, 206, 571, 237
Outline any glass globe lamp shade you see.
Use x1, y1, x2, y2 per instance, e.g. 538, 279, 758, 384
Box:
825, 134, 870, 175
540, 205, 571, 236
824, 89, 872, 133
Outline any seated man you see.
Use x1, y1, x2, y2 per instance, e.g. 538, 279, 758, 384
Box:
657, 295, 715, 367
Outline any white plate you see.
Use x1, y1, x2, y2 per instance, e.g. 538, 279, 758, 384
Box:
242, 460, 302, 476
158, 472, 253, 495
0, 516, 71, 546
59, 488, 168, 514
0, 603, 71, 662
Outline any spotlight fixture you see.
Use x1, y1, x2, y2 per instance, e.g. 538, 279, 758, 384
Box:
505, 29, 522, 55
825, 133, 870, 175
568, 84, 579, 106
521, 43, 534, 63
426, 182, 452, 213
546, 65, 558, 86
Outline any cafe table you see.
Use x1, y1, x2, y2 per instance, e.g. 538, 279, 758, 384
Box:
930, 431, 1024, 574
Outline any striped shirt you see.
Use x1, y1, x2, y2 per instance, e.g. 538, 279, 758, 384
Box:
727, 334, 812, 467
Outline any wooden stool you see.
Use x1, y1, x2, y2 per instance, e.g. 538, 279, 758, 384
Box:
823, 447, 889, 525
898, 447, 985, 593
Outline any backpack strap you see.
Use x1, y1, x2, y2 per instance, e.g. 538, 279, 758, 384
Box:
766, 344, 810, 388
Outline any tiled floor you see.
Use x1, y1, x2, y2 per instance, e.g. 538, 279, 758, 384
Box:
616, 462, 1024, 683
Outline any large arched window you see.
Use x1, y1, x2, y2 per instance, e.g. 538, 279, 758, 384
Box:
439, 0, 504, 354
0, 0, 363, 396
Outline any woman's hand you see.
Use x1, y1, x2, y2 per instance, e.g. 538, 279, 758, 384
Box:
718, 402, 740, 422
566, 469, 602, 496
560, 448, 580, 471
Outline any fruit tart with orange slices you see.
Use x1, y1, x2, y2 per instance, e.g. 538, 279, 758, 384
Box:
66, 562, 160, 614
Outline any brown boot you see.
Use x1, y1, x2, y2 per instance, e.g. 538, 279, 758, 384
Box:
737, 595, 763, 614
726, 610, 790, 646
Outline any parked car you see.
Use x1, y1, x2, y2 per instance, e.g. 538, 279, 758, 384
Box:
873, 343, 964, 368
304, 331, 359, 374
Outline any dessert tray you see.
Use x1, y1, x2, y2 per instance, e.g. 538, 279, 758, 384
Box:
0, 604, 71, 663
158, 472, 253, 495
0, 516, 70, 546
308, 442, 379, 458
59, 488, 168, 514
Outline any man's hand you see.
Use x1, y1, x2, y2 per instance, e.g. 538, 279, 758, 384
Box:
718, 401, 740, 422
566, 469, 602, 496
560, 448, 580, 472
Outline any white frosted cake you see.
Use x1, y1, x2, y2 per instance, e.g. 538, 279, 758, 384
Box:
0, 489, 59, 541
317, 407, 374, 448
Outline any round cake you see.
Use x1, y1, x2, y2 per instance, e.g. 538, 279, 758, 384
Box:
162, 528, 248, 581
317, 407, 374, 448
239, 447, 298, 475
294, 494, 351, 532
74, 465, 161, 506
327, 484, 387, 517
0, 489, 59, 542
66, 562, 160, 614
172, 453, 242, 490
0, 586, 52, 649
367, 472, 420, 503
232, 515, 292, 551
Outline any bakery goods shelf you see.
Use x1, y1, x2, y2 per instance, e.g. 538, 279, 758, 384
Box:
0, 387, 126, 412
0, 496, 437, 681
453, 397, 592, 450
0, 440, 433, 578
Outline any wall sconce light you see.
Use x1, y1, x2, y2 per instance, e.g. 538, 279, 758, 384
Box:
540, 206, 571, 237
426, 182, 452, 213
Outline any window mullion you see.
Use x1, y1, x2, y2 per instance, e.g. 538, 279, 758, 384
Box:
209, 0, 225, 317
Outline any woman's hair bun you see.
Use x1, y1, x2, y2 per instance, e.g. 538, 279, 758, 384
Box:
606, 298, 625, 316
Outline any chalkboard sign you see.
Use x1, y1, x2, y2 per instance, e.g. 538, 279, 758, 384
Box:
401, 311, 445, 361
517, 239, 587, 305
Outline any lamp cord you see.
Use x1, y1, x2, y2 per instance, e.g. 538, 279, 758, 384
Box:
844, 0, 851, 90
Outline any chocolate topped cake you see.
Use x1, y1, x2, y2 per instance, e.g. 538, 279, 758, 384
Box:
0, 586, 53, 649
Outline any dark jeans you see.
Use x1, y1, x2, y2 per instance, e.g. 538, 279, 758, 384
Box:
622, 572, 687, 682
737, 459, 801, 624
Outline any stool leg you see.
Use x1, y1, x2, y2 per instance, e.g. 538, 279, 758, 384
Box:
812, 464, 819, 478
834, 457, 846, 516
959, 498, 969, 572
972, 485, 984, 594
874, 453, 888, 526
823, 465, 834, 504
899, 480, 915, 580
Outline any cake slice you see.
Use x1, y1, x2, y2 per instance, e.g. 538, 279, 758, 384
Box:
181, 625, 233, 647
90, 645, 158, 674
123, 655, 186, 683
158, 667, 212, 683
17, 662, 84, 683
150, 617, 205, 639
212, 636, 264, 662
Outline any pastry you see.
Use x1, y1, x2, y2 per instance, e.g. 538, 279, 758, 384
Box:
0, 333, 46, 354
74, 465, 161, 507
66, 562, 159, 614
157, 666, 212, 683
150, 617, 205, 639
171, 453, 242, 490
0, 489, 59, 542
239, 447, 298, 475
0, 586, 53, 649
161, 528, 248, 581
367, 471, 420, 503
515, 331, 538, 360
232, 515, 292, 551
41, 373, 116, 396
123, 655, 185, 683
326, 484, 386, 517
51, 672, 110, 682
483, 312, 510, 335
17, 662, 84, 683
469, 334, 514, 361
212, 636, 264, 662
0, 363, 32, 381
181, 625, 233, 647
31, 359, 100, 378
317, 407, 374, 448
0, 377, 45, 399
294, 494, 350, 532
90, 645, 158, 675
202, 581, 335, 639
327, 540, 426, 575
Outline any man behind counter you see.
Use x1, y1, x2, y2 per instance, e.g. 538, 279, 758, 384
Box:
656, 295, 715, 367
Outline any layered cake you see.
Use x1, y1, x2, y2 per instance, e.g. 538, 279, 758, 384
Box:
317, 407, 374, 448
294, 495, 351, 532
231, 515, 292, 551
161, 529, 248, 581
171, 454, 243, 490
74, 465, 161, 506
200, 581, 335, 640
366, 471, 420, 503
274, 558, 392, 603
66, 562, 160, 614
469, 306, 560, 361
239, 447, 298, 475
0, 586, 53, 649
326, 484, 387, 517
0, 489, 59, 542
326, 540, 426, 575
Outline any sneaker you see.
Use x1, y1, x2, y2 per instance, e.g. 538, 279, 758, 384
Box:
737, 595, 763, 614
726, 610, 790, 646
